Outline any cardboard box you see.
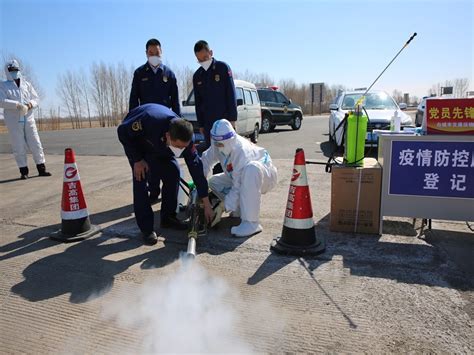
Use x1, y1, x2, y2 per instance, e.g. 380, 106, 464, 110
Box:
330, 158, 382, 234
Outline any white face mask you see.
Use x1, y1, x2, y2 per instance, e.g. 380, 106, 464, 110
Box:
199, 58, 212, 71
169, 145, 185, 157
217, 144, 232, 157
9, 70, 21, 80
148, 56, 162, 67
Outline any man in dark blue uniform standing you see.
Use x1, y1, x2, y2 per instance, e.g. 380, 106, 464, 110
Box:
192, 40, 237, 148
129, 38, 181, 202
118, 104, 213, 245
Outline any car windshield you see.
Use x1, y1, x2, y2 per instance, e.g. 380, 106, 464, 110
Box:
341, 92, 398, 110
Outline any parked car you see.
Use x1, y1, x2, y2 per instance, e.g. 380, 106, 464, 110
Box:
181, 79, 261, 143
328, 90, 412, 146
415, 96, 429, 126
257, 87, 303, 133
415, 95, 448, 126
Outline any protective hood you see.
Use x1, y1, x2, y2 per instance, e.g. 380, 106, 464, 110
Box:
5, 59, 20, 81
211, 119, 236, 156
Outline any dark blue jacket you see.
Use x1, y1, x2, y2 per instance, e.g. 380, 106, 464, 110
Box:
129, 63, 180, 116
117, 104, 208, 197
192, 58, 237, 131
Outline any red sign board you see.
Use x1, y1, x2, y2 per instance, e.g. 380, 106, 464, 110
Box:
426, 98, 474, 135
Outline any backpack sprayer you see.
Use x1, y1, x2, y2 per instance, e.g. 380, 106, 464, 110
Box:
307, 32, 417, 170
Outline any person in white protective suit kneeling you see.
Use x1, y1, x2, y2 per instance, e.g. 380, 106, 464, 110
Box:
0, 59, 51, 179
201, 119, 278, 237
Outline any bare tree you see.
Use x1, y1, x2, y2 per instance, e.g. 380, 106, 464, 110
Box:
234, 70, 274, 87
56, 71, 84, 129
279, 78, 307, 110
392, 89, 403, 103
454, 78, 470, 97
90, 62, 109, 127
78, 69, 92, 127
428, 78, 469, 97
173, 65, 194, 104
428, 83, 439, 96
116, 63, 132, 119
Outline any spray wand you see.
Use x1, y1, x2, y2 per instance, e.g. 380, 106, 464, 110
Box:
354, 32, 417, 108
306, 32, 417, 170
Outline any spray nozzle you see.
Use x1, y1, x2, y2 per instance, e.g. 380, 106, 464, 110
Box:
405, 32, 417, 46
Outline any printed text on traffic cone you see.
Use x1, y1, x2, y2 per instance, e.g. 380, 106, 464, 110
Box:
51, 148, 100, 242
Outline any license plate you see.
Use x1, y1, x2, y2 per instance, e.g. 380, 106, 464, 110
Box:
193, 132, 205, 142
366, 131, 378, 143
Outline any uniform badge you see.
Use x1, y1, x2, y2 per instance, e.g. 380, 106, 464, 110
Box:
163, 76, 168, 83
197, 81, 202, 85
215, 74, 220, 82
132, 120, 142, 131
141, 77, 148, 81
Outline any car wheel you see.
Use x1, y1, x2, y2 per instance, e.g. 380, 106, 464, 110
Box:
250, 124, 259, 143
260, 114, 272, 133
291, 113, 302, 130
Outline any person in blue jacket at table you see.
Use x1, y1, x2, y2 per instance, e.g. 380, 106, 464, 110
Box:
129, 38, 181, 203
118, 104, 212, 245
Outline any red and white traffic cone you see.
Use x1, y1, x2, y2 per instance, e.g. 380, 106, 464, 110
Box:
51, 148, 100, 242
271, 148, 325, 256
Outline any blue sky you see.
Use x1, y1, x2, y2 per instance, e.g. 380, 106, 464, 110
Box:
1, 0, 473, 111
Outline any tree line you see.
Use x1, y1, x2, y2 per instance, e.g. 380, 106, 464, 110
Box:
1, 52, 471, 128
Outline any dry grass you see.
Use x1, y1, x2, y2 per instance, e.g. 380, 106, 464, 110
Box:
0, 119, 116, 133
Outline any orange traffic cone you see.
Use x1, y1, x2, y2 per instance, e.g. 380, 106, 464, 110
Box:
50, 148, 100, 242
271, 148, 325, 256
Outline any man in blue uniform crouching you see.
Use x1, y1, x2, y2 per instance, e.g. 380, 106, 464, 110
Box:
118, 104, 213, 245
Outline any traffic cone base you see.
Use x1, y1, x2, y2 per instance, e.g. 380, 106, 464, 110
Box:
270, 148, 325, 256
51, 221, 100, 242
50, 148, 100, 243
271, 229, 325, 256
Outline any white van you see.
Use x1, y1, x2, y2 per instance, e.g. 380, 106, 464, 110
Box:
181, 79, 262, 143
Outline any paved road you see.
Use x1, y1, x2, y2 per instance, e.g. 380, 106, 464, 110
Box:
0, 111, 417, 159
1, 110, 472, 354
0, 115, 332, 160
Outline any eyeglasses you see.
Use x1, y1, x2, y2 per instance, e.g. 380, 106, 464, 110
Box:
7, 67, 19, 72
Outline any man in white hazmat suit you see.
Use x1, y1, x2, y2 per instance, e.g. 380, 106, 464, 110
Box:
201, 119, 277, 237
0, 59, 51, 179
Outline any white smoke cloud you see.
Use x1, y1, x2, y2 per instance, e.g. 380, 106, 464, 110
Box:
104, 256, 255, 353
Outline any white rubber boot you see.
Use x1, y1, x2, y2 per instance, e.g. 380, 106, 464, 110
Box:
231, 221, 262, 238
